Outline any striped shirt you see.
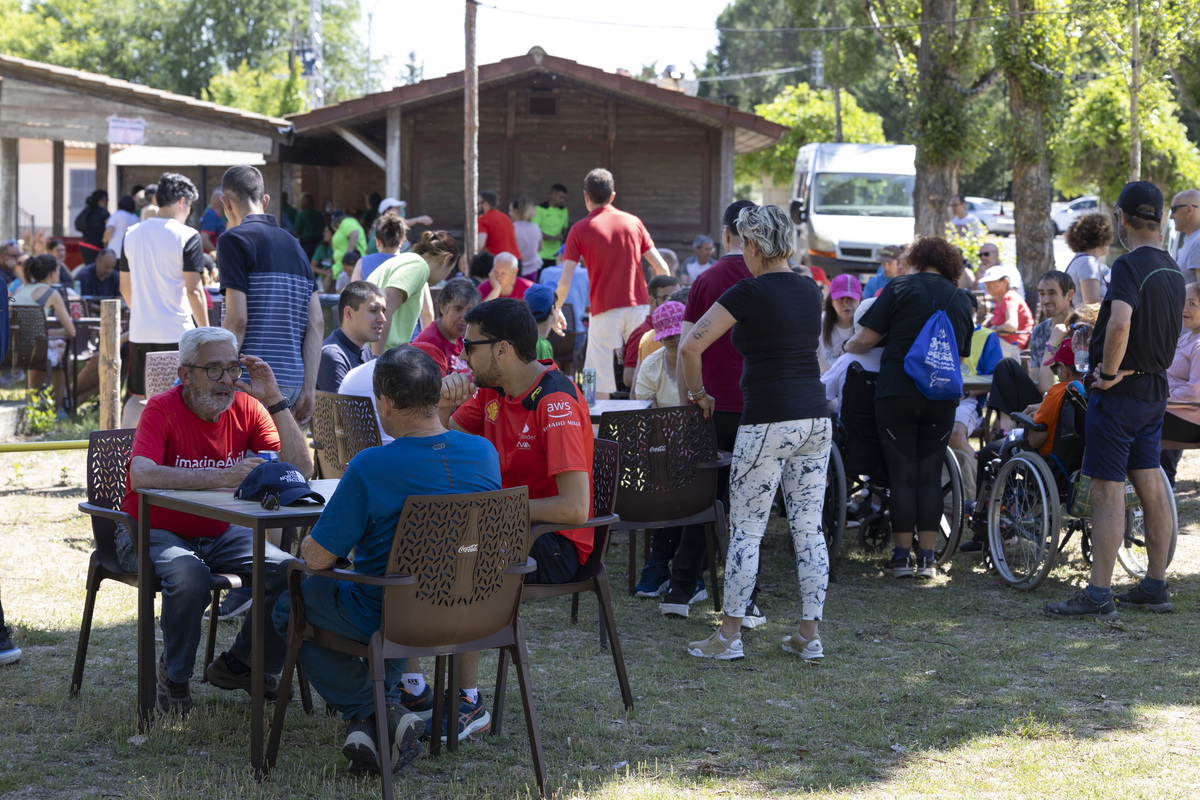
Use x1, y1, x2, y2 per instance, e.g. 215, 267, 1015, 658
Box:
218, 214, 318, 388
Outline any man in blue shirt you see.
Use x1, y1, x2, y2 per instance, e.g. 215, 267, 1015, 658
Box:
538, 253, 589, 367
273, 345, 502, 775
316, 281, 386, 392
862, 244, 904, 298
76, 248, 121, 297
199, 190, 225, 259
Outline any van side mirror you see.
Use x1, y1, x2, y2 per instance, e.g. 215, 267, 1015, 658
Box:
790, 198, 807, 224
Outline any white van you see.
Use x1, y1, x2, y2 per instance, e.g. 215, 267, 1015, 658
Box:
789, 142, 916, 277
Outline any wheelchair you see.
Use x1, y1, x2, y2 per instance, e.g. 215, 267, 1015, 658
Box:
823, 362, 965, 574
975, 380, 1179, 591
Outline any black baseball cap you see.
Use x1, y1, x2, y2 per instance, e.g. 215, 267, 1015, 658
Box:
1116, 181, 1163, 223
235, 461, 326, 507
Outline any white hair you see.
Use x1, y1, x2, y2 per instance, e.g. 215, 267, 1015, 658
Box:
179, 326, 237, 366
692, 234, 713, 248
494, 252, 520, 269
736, 205, 796, 262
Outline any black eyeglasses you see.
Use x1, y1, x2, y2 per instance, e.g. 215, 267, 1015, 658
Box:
1171, 204, 1197, 213
185, 363, 243, 381
460, 337, 501, 355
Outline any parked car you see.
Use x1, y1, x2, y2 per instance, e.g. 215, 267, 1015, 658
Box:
965, 196, 1014, 236
1051, 195, 1099, 235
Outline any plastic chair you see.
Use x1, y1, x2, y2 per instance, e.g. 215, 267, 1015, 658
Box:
265, 487, 546, 799
143, 350, 179, 399
310, 391, 381, 479
493, 439, 630, 729
8, 304, 50, 371
598, 405, 728, 610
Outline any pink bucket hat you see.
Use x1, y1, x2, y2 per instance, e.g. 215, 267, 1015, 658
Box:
652, 301, 685, 341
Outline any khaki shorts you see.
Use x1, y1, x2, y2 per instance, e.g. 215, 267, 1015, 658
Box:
584, 305, 649, 394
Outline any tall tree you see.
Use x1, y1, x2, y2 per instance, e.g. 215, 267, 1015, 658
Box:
865, 0, 999, 236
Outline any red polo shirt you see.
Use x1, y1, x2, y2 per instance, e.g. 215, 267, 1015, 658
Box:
478, 209, 520, 258
563, 204, 655, 316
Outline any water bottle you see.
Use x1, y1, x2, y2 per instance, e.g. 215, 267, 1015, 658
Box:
1073, 348, 1089, 374
580, 368, 597, 404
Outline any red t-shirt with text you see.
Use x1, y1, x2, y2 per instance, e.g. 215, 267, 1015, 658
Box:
563, 204, 654, 316
478, 209, 519, 258
452, 363, 594, 563
121, 385, 280, 538
683, 254, 752, 414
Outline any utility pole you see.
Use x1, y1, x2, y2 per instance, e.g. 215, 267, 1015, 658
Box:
1129, 0, 1141, 182
464, 0, 478, 257
305, 0, 324, 108
365, 5, 374, 96
830, 0, 843, 142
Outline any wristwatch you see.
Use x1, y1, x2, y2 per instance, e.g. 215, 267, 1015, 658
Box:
1099, 371, 1118, 382
265, 396, 292, 415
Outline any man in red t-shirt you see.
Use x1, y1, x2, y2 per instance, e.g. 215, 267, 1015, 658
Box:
476, 190, 520, 258
115, 326, 313, 715
553, 168, 671, 398
657, 200, 766, 624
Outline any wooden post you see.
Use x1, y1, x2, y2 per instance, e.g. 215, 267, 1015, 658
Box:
386, 107, 401, 200
0, 138, 17, 242
98, 299, 121, 430
464, 0, 478, 257
95, 144, 111, 201
52, 141, 65, 236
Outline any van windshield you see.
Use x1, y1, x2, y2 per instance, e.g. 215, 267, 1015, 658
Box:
813, 172, 914, 217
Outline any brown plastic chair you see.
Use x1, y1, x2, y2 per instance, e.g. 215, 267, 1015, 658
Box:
493, 439, 630, 730
8, 303, 50, 371
599, 405, 728, 610
265, 487, 546, 798
71, 429, 234, 698
310, 390, 381, 479
142, 350, 179, 399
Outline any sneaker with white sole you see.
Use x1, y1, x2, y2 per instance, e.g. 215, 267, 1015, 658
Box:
659, 600, 689, 618
634, 561, 671, 598
741, 603, 767, 630
424, 690, 492, 742
687, 630, 744, 660
781, 633, 823, 663
344, 709, 424, 773
688, 579, 708, 605
0, 625, 21, 666
203, 590, 253, 622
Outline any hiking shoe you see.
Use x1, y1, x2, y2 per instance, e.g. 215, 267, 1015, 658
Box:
634, 561, 671, 598
385, 706, 424, 770
203, 589, 252, 622
1115, 582, 1174, 613
781, 633, 823, 663
344, 710, 424, 774
399, 683, 436, 721
887, 557, 913, 579
687, 630, 744, 660
957, 537, 985, 554
688, 578, 708, 605
1043, 590, 1118, 621
742, 603, 767, 630
343, 718, 381, 771
0, 625, 21, 666
659, 600, 689, 619
914, 556, 937, 579
205, 651, 283, 701
156, 657, 193, 715
424, 691, 491, 742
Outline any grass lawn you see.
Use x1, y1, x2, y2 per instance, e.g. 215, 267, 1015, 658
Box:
2, 446, 1200, 799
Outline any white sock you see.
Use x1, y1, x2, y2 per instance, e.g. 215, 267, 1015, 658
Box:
716, 630, 730, 643
402, 673, 426, 695
462, 687, 479, 704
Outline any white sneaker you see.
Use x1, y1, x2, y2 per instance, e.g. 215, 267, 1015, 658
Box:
742, 603, 767, 629
687, 630, 744, 660
688, 585, 708, 605
659, 601, 689, 619
781, 633, 823, 663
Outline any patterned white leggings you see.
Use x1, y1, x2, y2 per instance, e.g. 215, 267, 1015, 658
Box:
724, 417, 832, 620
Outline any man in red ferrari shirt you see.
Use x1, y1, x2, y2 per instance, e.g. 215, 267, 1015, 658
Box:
114, 326, 313, 714
475, 190, 519, 258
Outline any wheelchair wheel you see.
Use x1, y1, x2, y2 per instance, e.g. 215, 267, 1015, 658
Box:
937, 447, 964, 565
1117, 467, 1179, 579
987, 452, 1061, 590
822, 443, 847, 581
858, 498, 891, 553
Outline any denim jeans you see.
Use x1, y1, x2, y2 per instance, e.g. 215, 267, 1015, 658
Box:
272, 575, 408, 721
114, 523, 292, 683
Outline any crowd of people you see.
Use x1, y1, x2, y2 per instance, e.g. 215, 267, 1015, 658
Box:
6, 160, 1196, 779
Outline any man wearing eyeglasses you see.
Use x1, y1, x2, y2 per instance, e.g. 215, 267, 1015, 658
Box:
0, 239, 19, 287
115, 326, 313, 714
1169, 189, 1200, 284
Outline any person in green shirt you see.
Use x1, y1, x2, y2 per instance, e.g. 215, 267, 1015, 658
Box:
331, 212, 367, 282
532, 184, 569, 267
310, 222, 336, 292
368, 231, 459, 353
295, 192, 326, 260
523, 282, 557, 360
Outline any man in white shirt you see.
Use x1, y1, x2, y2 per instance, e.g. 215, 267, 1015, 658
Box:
950, 195, 988, 238
1169, 189, 1200, 283
119, 172, 208, 428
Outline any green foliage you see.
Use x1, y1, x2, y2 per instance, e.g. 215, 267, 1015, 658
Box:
24, 388, 58, 435
1054, 76, 1200, 200
737, 83, 888, 186
943, 221, 992, 268
696, 0, 812, 111
203, 58, 307, 117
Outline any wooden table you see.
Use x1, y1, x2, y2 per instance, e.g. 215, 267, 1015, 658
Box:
135, 479, 339, 776
963, 374, 993, 394
588, 399, 651, 422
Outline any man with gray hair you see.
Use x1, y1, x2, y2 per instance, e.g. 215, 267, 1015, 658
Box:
115, 326, 313, 714
119, 171, 209, 429
1169, 188, 1200, 283
682, 234, 715, 284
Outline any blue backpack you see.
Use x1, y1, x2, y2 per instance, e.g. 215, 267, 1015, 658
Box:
903, 286, 963, 401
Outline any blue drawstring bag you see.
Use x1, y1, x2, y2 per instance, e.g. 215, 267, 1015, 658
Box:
903, 287, 963, 401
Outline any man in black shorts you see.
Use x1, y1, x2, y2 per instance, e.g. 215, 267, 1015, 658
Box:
1044, 181, 1184, 620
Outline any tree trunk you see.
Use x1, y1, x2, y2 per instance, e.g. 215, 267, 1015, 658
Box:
913, 0, 960, 237
1007, 0, 1055, 288
1129, 0, 1141, 182
913, 157, 958, 237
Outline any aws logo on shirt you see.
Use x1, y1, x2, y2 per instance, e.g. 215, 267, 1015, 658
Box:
546, 401, 572, 419
485, 399, 499, 423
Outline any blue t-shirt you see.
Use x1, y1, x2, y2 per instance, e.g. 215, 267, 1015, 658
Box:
308, 430, 502, 636
358, 252, 393, 281
218, 214, 318, 388
77, 263, 121, 298
539, 264, 589, 333
200, 207, 226, 240
863, 267, 890, 299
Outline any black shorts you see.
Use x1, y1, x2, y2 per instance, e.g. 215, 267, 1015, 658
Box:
127, 341, 179, 396
526, 532, 580, 584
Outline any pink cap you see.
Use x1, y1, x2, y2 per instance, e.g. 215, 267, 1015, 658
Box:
652, 301, 685, 341
830, 273, 862, 300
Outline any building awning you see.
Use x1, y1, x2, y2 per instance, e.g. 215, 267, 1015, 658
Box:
111, 146, 265, 167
